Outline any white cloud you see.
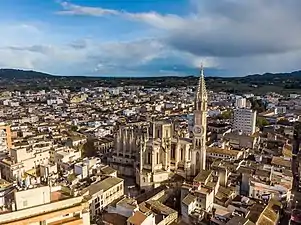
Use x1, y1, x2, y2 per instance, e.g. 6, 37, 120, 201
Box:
0, 38, 196, 76
56, 0, 301, 75
57, 1, 186, 30
1, 0, 301, 76
57, 1, 119, 16
0, 23, 42, 46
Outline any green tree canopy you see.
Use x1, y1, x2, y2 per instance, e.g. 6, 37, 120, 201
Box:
248, 98, 267, 113
216, 110, 233, 120
256, 117, 269, 128
71, 125, 78, 132
82, 139, 97, 158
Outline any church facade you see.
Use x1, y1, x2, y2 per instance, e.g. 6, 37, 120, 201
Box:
108, 68, 208, 190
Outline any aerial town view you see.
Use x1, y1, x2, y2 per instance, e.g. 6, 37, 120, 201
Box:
0, 1, 301, 225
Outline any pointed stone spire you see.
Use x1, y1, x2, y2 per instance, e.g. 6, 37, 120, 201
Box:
195, 64, 207, 110
198, 64, 207, 99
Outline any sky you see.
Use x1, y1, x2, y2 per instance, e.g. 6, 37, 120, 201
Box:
0, 0, 301, 77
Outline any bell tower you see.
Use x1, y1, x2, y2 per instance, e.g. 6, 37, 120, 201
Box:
192, 65, 208, 175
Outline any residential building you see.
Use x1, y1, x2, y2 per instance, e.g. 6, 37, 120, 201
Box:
233, 108, 257, 135
0, 124, 12, 151
81, 176, 124, 218
235, 97, 247, 109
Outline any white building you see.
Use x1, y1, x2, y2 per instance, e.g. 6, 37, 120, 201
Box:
233, 108, 257, 135
274, 106, 286, 115
235, 97, 247, 109
107, 196, 139, 217
52, 147, 81, 166
83, 176, 124, 217
0, 129, 8, 152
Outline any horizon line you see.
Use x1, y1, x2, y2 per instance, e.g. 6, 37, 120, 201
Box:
0, 68, 300, 79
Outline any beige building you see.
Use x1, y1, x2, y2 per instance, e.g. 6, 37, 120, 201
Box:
223, 132, 259, 149
207, 147, 244, 160
127, 200, 178, 225
107, 196, 139, 218
51, 146, 81, 166
0, 185, 90, 225
81, 176, 124, 218
181, 170, 216, 223
0, 124, 12, 151
0, 141, 52, 181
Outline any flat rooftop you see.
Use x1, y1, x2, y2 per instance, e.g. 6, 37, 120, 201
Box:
194, 170, 212, 183
88, 176, 123, 195
0, 179, 12, 190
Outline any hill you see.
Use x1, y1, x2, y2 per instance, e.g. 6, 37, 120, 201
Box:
0, 69, 53, 79
0, 68, 300, 95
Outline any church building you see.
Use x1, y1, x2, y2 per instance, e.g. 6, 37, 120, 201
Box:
109, 67, 208, 190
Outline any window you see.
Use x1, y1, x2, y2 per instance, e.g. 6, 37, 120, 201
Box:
147, 152, 151, 164
156, 152, 159, 164
180, 149, 184, 161
171, 147, 175, 159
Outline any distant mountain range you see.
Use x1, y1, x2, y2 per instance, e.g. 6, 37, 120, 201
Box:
0, 68, 300, 95
0, 68, 300, 80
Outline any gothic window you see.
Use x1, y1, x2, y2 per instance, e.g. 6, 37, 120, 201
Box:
180, 148, 184, 161
165, 130, 168, 138
156, 152, 159, 164
188, 149, 191, 160
147, 152, 151, 164
196, 152, 201, 174
157, 129, 160, 138
171, 145, 176, 159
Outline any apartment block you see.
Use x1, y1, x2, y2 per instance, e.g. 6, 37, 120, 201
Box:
235, 97, 247, 109
233, 108, 257, 135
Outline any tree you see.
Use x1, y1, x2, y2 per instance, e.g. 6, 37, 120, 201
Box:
216, 110, 233, 120
257, 117, 269, 128
71, 125, 78, 132
67, 173, 77, 183
248, 98, 267, 113
82, 139, 97, 158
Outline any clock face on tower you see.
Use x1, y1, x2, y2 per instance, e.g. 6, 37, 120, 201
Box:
193, 125, 203, 135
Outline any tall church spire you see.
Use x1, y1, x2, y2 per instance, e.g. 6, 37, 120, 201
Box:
192, 64, 208, 174
195, 65, 207, 110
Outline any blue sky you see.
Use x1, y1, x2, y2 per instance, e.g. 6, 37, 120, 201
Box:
0, 0, 301, 77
